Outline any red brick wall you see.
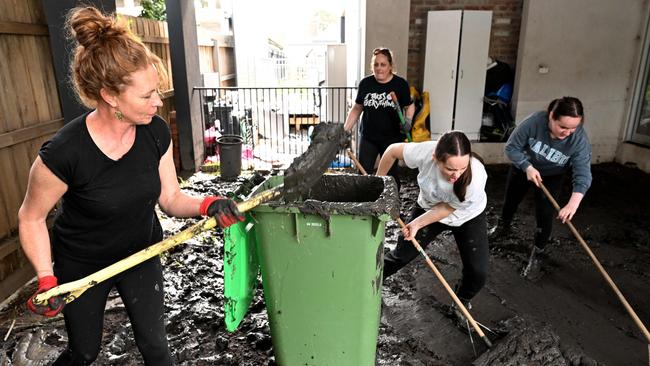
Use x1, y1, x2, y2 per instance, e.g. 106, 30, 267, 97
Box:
407, 0, 523, 90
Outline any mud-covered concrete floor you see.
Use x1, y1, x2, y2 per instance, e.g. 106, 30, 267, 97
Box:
1, 163, 648, 365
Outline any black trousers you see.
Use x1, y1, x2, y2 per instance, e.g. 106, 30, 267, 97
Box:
500, 165, 565, 248
384, 206, 489, 301
52, 256, 172, 366
358, 135, 401, 189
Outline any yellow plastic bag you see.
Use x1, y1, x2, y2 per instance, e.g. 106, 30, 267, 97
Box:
411, 88, 430, 142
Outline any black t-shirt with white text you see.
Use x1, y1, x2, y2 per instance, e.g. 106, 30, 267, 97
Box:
355, 74, 412, 143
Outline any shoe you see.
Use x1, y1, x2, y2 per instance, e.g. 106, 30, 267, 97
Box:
488, 218, 512, 240
448, 299, 474, 333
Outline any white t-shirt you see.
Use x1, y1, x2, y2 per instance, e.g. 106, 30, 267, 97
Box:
403, 141, 487, 226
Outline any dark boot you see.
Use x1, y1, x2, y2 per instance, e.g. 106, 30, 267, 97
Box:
448, 297, 474, 333
447, 283, 474, 333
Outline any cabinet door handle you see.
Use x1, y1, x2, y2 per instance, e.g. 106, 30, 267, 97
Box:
460, 70, 464, 79
451, 70, 454, 79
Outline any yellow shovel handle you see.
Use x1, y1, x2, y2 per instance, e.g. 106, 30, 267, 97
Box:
34, 186, 283, 305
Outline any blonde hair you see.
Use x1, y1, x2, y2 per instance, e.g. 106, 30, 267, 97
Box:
66, 7, 168, 108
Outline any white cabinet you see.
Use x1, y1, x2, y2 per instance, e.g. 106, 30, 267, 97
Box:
325, 44, 347, 123
423, 10, 492, 140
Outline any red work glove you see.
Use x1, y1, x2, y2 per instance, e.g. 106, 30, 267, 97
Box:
26, 275, 65, 317
200, 196, 244, 228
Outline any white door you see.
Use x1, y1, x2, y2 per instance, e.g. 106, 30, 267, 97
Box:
455, 11, 492, 141
423, 11, 462, 139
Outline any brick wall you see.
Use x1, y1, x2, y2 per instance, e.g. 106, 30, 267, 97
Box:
407, 0, 523, 90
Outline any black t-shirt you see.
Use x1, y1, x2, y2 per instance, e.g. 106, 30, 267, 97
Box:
39, 112, 171, 264
355, 74, 412, 143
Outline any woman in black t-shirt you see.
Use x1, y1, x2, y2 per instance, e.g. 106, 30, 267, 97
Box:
344, 47, 414, 184
17, 7, 242, 365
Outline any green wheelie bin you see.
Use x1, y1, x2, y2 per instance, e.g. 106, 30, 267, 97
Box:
250, 173, 399, 366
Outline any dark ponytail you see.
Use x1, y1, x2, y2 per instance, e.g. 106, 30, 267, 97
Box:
547, 96, 584, 122
434, 131, 474, 202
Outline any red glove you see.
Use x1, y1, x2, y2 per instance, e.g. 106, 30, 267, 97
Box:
27, 275, 65, 317
200, 196, 244, 228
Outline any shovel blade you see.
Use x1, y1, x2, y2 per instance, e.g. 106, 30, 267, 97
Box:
282, 123, 348, 201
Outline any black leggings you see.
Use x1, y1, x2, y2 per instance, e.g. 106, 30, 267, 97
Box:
358, 136, 401, 189
384, 206, 489, 301
52, 256, 172, 366
500, 165, 565, 248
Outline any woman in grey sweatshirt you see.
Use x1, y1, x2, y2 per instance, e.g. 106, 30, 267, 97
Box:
491, 97, 592, 269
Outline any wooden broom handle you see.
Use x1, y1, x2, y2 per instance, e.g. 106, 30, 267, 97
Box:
348, 149, 491, 347
538, 182, 650, 343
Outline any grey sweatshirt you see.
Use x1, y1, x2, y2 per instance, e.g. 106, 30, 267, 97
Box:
505, 111, 592, 194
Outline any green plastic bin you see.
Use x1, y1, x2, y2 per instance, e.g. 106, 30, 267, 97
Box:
250, 174, 399, 366
223, 213, 259, 332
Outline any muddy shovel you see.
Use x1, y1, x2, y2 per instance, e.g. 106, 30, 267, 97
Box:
34, 187, 283, 305
347, 149, 493, 349
34, 123, 349, 306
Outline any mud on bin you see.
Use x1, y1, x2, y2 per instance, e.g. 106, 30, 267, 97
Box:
250, 173, 399, 366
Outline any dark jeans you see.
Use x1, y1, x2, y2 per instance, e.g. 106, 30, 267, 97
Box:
53, 256, 172, 366
384, 206, 489, 301
500, 165, 565, 248
358, 135, 401, 190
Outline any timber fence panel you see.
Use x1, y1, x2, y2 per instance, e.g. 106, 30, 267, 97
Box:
0, 0, 61, 301
0, 0, 61, 242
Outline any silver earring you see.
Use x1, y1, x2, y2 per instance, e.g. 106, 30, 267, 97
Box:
115, 110, 124, 120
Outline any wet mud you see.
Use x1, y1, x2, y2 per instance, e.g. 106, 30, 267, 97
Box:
282, 123, 349, 201
277, 174, 400, 221
1, 163, 648, 365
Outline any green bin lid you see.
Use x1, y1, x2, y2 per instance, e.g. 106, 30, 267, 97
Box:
223, 213, 259, 332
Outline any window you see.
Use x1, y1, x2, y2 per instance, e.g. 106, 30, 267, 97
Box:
629, 15, 650, 146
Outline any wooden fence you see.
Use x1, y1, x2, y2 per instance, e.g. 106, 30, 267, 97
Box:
0, 0, 61, 299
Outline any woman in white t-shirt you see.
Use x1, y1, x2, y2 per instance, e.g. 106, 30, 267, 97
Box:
378, 131, 489, 316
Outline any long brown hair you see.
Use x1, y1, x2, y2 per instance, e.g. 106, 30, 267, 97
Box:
434, 131, 476, 202
66, 6, 168, 108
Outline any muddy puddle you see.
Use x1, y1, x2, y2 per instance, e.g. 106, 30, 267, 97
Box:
1, 163, 648, 365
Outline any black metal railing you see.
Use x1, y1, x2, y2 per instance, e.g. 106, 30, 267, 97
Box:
195, 86, 358, 170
